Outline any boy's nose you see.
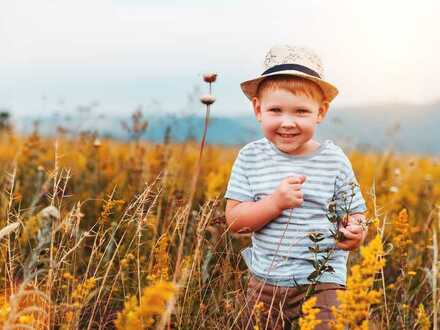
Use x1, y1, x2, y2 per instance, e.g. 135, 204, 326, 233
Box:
281, 117, 297, 128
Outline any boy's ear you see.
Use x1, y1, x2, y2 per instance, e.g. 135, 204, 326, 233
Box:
252, 97, 262, 122
317, 101, 329, 124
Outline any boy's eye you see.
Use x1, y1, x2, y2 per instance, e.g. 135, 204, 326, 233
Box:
297, 109, 310, 114
268, 108, 281, 112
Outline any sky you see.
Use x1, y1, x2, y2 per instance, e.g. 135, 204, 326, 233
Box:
1, 0, 439, 117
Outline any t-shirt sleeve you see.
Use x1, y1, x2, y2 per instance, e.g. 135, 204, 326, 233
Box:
334, 153, 367, 216
224, 148, 254, 202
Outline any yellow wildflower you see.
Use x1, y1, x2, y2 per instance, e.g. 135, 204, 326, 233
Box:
391, 209, 411, 256
71, 277, 96, 302
148, 234, 170, 283
0, 300, 11, 323
253, 302, 265, 330
299, 296, 322, 330
64, 277, 97, 325
18, 314, 35, 324
65, 311, 74, 323
120, 258, 129, 269
205, 163, 230, 200
98, 198, 125, 225
371, 217, 380, 228
415, 304, 430, 330
63, 272, 75, 281
114, 281, 176, 330
330, 234, 385, 330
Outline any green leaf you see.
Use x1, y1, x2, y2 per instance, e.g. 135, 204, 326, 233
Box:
307, 271, 320, 281
325, 265, 335, 273
308, 232, 325, 242
336, 231, 346, 241
305, 259, 319, 269
308, 245, 321, 254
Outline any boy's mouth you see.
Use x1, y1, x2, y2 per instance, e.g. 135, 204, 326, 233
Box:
277, 133, 300, 138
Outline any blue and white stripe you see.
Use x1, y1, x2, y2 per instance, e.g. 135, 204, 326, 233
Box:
224, 137, 367, 286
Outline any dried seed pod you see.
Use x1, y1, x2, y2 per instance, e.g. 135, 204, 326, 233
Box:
203, 73, 217, 83
200, 94, 216, 106
93, 138, 101, 148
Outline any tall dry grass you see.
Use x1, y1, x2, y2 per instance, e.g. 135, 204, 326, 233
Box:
0, 126, 438, 329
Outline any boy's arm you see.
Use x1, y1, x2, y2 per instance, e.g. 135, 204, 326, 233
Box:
333, 152, 368, 251
225, 175, 306, 233
225, 196, 282, 233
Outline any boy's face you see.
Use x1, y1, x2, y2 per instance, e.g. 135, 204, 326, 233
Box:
252, 88, 328, 155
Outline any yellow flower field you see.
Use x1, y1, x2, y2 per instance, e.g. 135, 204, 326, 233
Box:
0, 129, 438, 329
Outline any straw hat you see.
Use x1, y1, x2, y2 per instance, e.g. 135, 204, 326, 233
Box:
240, 45, 338, 102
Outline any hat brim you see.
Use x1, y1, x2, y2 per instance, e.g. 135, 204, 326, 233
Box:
240, 70, 339, 103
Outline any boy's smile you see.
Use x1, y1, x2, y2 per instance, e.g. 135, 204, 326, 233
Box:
252, 89, 328, 156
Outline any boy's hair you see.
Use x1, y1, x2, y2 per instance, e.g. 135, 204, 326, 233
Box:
256, 75, 325, 103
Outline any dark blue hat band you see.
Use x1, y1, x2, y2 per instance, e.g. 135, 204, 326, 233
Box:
262, 63, 321, 79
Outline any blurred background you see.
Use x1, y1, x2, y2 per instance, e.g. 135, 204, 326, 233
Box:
1, 0, 439, 154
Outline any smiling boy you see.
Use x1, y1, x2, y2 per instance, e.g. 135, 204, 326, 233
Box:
224, 45, 368, 329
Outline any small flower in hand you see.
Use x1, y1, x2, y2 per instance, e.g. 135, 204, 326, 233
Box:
336, 214, 368, 251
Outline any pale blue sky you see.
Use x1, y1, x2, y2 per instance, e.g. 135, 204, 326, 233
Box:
1, 0, 439, 117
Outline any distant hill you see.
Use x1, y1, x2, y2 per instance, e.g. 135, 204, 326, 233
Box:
316, 101, 440, 154
13, 101, 440, 155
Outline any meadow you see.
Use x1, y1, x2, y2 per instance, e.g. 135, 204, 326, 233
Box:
0, 113, 438, 329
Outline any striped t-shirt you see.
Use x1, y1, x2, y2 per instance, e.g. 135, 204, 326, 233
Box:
224, 137, 367, 287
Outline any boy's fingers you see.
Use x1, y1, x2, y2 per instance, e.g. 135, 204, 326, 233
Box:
285, 175, 307, 184
293, 190, 303, 198
298, 175, 306, 184
285, 177, 300, 184
336, 241, 348, 249
337, 233, 361, 250
339, 227, 361, 240
289, 184, 303, 191
346, 225, 363, 234
336, 240, 357, 251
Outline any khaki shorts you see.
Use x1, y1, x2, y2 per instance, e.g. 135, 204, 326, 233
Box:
241, 274, 346, 330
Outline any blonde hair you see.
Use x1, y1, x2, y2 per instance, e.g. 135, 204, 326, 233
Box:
256, 75, 325, 103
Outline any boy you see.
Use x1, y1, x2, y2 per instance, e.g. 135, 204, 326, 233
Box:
224, 45, 368, 330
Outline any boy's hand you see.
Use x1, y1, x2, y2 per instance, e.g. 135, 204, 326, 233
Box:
336, 214, 368, 251
271, 175, 306, 212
